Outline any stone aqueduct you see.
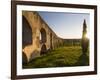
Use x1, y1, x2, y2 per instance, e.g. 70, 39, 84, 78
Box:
22, 11, 64, 63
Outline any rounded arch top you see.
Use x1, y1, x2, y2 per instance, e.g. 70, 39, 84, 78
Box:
40, 28, 47, 43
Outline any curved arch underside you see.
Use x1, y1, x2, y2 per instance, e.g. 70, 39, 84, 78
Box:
22, 16, 32, 49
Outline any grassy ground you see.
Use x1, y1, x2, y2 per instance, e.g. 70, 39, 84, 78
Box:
23, 46, 89, 68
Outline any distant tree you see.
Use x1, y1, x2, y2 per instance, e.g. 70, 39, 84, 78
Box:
81, 19, 89, 54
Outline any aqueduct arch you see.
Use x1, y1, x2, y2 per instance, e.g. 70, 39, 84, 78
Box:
22, 11, 64, 62
22, 16, 32, 49
40, 28, 47, 43
22, 16, 33, 63
39, 28, 47, 55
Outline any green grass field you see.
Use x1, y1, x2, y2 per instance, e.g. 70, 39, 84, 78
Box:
23, 46, 89, 68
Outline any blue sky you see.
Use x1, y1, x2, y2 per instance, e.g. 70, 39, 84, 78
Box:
38, 11, 90, 39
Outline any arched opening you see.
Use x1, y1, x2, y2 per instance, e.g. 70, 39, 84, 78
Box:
40, 44, 47, 55
22, 52, 28, 64
40, 28, 46, 43
22, 16, 32, 49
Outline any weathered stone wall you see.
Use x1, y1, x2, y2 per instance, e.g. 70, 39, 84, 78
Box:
22, 11, 63, 62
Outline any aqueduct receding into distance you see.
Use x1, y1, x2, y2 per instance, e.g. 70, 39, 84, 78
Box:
22, 11, 64, 63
